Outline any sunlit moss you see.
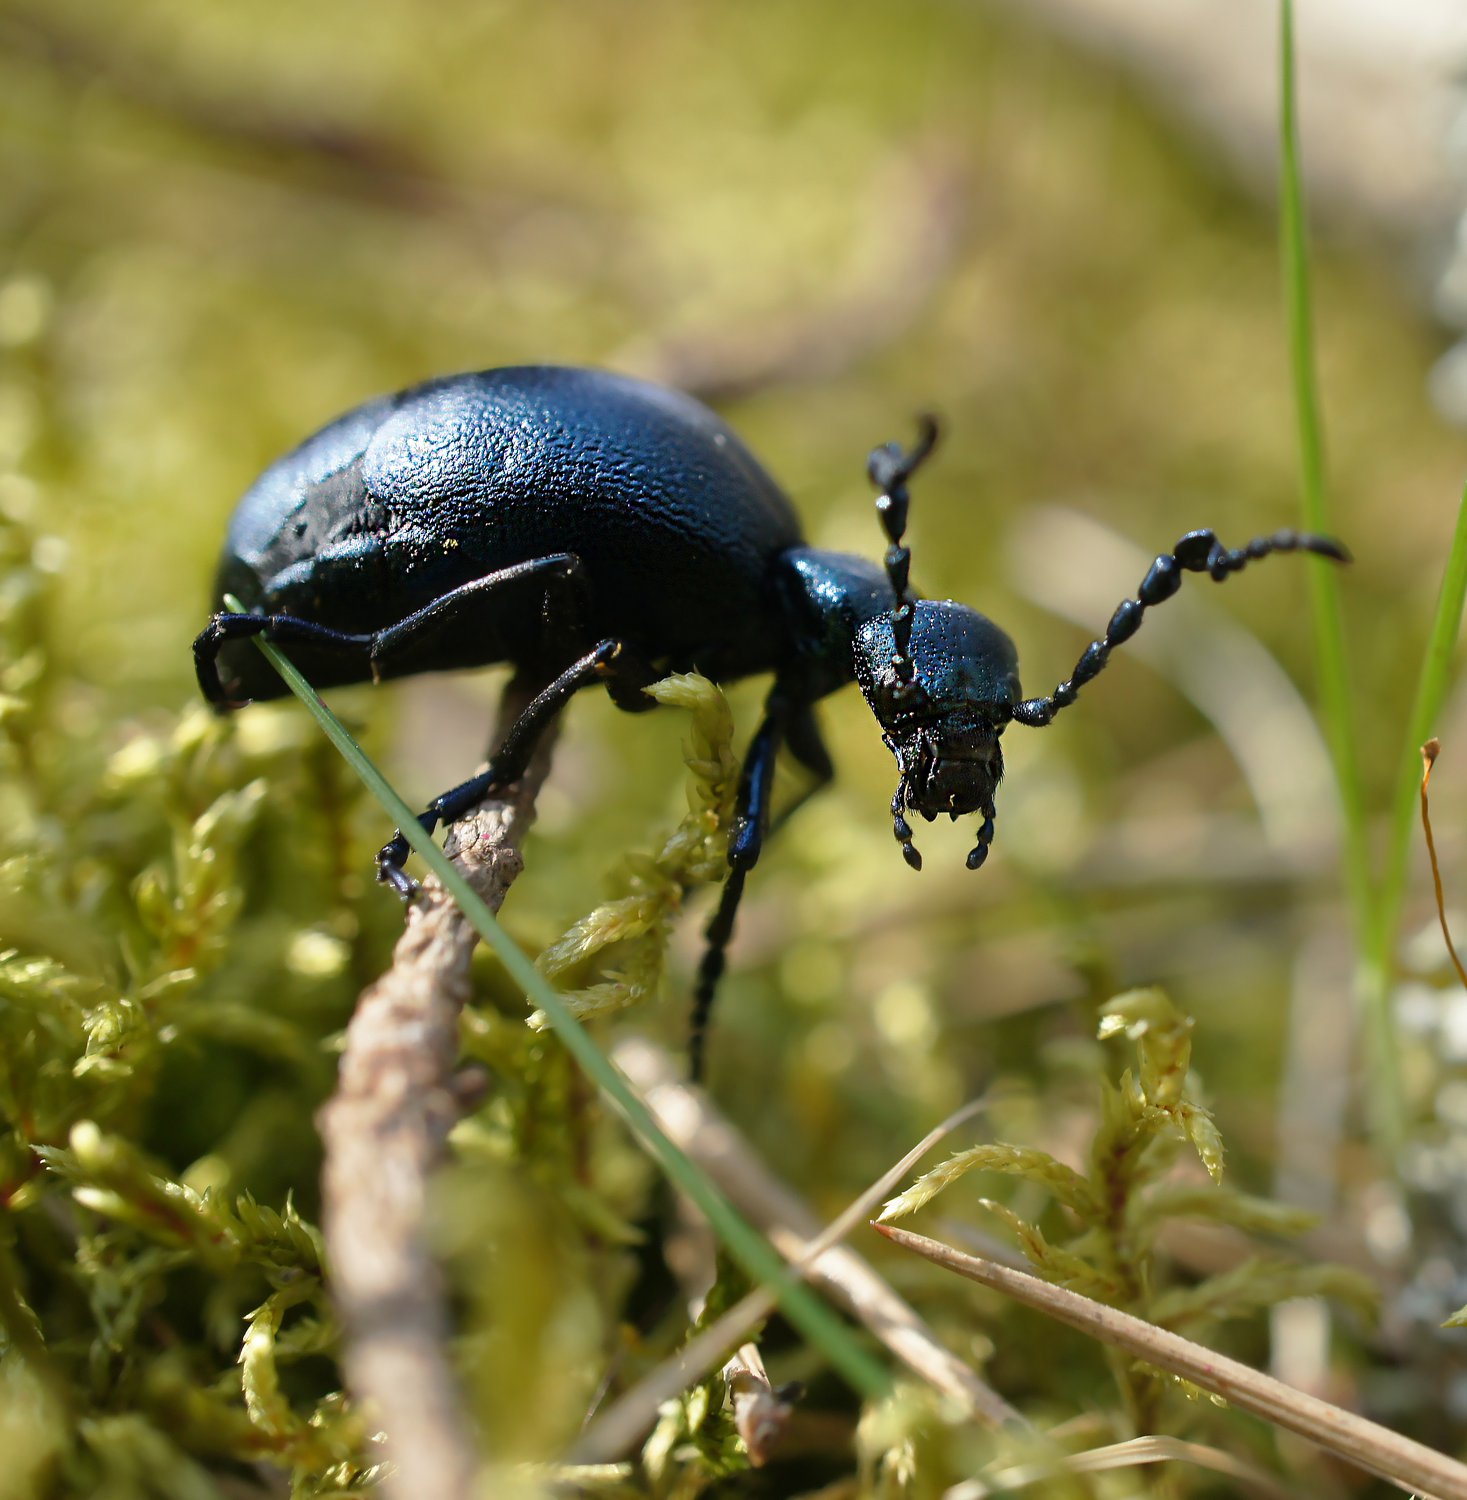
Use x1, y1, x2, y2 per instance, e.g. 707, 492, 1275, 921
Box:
2, 0, 1460, 1491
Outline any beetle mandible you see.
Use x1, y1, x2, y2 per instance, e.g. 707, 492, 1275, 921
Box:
193, 365, 1347, 1075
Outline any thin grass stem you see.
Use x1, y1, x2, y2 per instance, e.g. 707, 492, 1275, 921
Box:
1278, 0, 1402, 1153
225, 600, 891, 1402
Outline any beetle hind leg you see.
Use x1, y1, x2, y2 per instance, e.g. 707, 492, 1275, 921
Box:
366, 553, 590, 676
193, 611, 376, 710
196, 552, 594, 711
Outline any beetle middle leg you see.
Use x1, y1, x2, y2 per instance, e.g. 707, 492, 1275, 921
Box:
375, 636, 659, 896
758, 699, 833, 844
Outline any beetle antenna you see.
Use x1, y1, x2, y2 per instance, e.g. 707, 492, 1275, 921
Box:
1009, 526, 1350, 728
868, 414, 940, 688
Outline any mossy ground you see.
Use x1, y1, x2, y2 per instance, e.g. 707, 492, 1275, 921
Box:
3, 2, 1466, 1494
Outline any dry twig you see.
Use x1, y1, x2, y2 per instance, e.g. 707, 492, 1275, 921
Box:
722, 1342, 795, 1467
946, 1433, 1298, 1500
876, 1222, 1467, 1500
317, 680, 554, 1500
570, 1045, 1019, 1464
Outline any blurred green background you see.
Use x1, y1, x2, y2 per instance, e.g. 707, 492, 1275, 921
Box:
5, 0, 1467, 1490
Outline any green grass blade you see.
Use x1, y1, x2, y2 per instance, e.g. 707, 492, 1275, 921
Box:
224, 602, 891, 1401
1277, 0, 1369, 922
1278, 0, 1402, 1151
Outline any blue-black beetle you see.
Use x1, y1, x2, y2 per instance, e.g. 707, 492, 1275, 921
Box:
194, 365, 1346, 1072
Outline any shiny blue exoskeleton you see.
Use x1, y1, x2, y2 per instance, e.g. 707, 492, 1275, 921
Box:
194, 365, 1347, 1076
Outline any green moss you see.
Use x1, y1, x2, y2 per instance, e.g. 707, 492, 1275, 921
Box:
3, 0, 1461, 1492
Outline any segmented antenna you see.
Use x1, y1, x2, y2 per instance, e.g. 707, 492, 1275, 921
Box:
868, 415, 939, 687
1009, 526, 1351, 728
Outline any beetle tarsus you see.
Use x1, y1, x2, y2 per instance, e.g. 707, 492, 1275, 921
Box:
193, 611, 267, 706
375, 854, 421, 902
375, 811, 441, 897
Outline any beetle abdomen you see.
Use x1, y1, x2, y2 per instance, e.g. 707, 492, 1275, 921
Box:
214, 366, 806, 691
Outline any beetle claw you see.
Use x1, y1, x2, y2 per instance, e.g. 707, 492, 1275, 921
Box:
376, 862, 420, 901
375, 831, 421, 900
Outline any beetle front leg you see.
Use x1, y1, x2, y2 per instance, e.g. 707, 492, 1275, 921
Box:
689, 692, 795, 1081
375, 636, 658, 895
758, 700, 834, 845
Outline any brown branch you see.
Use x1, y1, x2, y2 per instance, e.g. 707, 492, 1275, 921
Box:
317, 679, 554, 1500
875, 1223, 1467, 1500
570, 1044, 1019, 1463
722, 1343, 794, 1468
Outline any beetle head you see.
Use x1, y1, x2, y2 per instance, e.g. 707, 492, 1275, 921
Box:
854, 600, 1021, 870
